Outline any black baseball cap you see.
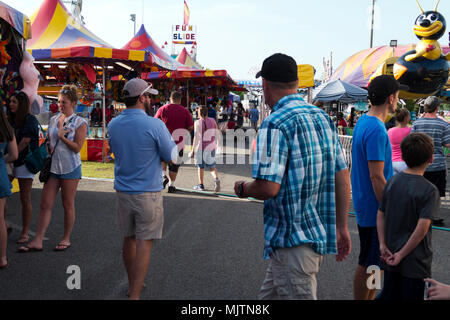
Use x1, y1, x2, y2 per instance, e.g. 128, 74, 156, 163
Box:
255, 53, 298, 83
368, 75, 409, 105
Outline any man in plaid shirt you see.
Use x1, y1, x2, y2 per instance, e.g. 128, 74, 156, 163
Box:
235, 53, 351, 300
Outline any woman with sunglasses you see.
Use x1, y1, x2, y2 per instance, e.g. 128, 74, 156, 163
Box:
0, 102, 18, 269
19, 85, 87, 253
7, 91, 40, 245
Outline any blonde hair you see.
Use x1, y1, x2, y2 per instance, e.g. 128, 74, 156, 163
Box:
59, 84, 78, 103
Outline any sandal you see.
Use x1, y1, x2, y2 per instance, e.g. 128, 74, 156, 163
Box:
17, 245, 43, 253
17, 235, 30, 244
54, 243, 71, 252
0, 259, 8, 269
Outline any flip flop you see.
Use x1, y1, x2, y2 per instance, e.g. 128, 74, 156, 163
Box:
54, 243, 71, 252
17, 235, 30, 244
0, 260, 8, 270
17, 245, 43, 253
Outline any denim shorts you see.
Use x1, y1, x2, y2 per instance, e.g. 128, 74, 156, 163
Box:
195, 150, 216, 169
50, 165, 82, 180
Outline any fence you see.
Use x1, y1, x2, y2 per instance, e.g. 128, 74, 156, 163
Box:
339, 134, 450, 206
339, 135, 353, 175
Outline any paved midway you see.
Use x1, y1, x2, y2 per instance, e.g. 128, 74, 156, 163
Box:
1, 135, 450, 300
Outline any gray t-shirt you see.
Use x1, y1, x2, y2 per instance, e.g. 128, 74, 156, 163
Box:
411, 117, 450, 172
379, 172, 440, 279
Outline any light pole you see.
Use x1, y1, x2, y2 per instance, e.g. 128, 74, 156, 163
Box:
390, 40, 398, 57
130, 14, 136, 36
370, 0, 376, 48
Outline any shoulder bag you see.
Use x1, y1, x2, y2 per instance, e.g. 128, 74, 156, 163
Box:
38, 138, 59, 183
24, 123, 49, 174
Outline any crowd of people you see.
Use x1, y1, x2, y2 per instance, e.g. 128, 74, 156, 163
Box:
1, 53, 450, 302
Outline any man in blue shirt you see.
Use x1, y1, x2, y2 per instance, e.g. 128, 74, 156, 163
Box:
108, 78, 176, 300
249, 105, 260, 131
234, 53, 351, 300
351, 75, 408, 300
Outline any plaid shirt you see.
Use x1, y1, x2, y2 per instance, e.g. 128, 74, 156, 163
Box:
252, 94, 347, 259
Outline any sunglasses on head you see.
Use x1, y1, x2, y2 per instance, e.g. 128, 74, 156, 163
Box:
59, 89, 72, 94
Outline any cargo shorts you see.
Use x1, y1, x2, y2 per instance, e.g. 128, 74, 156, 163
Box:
116, 191, 164, 240
258, 244, 323, 300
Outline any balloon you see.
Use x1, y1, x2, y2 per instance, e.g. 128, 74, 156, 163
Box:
393, 1, 449, 99
19, 51, 44, 114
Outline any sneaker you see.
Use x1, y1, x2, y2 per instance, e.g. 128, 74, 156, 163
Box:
194, 184, 205, 191
168, 186, 177, 193
214, 180, 221, 192
163, 175, 169, 189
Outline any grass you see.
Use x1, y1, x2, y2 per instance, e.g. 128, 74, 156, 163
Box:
82, 161, 114, 179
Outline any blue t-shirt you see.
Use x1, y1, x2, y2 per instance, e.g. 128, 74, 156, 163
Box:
207, 107, 217, 120
108, 109, 176, 194
351, 114, 393, 227
249, 108, 259, 123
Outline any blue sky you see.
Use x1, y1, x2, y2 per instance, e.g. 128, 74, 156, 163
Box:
6, 0, 450, 81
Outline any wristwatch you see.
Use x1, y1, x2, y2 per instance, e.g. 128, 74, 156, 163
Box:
237, 181, 246, 198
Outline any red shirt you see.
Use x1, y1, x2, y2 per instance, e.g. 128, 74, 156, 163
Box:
338, 119, 348, 127
155, 103, 194, 146
49, 103, 59, 114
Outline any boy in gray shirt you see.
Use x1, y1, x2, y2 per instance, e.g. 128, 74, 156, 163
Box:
376, 132, 440, 300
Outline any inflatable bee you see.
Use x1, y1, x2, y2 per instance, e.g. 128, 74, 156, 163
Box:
393, 0, 449, 99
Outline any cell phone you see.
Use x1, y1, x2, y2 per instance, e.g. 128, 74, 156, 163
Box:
63, 121, 70, 138
424, 282, 429, 300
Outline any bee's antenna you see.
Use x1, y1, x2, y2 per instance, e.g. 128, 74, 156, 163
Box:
416, 0, 425, 14
434, 0, 440, 12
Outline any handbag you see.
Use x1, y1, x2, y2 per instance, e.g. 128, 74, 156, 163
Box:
39, 139, 59, 183
24, 123, 49, 174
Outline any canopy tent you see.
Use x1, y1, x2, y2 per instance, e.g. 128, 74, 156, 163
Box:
312, 79, 368, 103
27, 0, 163, 162
122, 24, 183, 71
330, 44, 450, 88
141, 69, 244, 91
176, 47, 202, 70
27, 0, 151, 65
0, 1, 31, 39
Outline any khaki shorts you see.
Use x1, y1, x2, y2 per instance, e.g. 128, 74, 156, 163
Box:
258, 244, 323, 300
116, 191, 164, 240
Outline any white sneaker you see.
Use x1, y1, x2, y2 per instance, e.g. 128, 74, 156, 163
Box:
214, 179, 221, 192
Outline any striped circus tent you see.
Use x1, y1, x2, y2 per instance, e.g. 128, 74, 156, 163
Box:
122, 24, 183, 70
27, 0, 151, 63
176, 47, 202, 70
0, 1, 32, 39
330, 44, 450, 88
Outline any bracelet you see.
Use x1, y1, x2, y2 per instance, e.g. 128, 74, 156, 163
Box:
238, 181, 246, 198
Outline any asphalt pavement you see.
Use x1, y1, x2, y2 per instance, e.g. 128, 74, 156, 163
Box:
1, 130, 450, 300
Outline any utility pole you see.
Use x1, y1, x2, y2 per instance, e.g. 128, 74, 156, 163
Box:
370, 0, 376, 48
